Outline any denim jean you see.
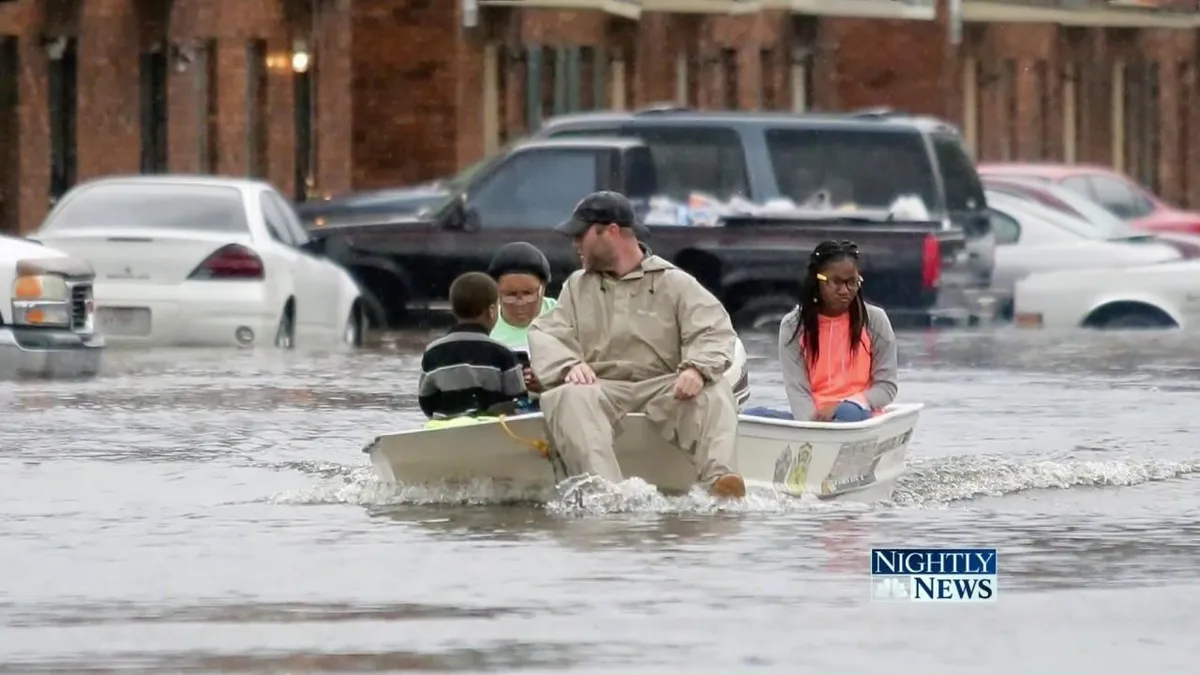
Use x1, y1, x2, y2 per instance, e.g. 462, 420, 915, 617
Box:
743, 401, 870, 423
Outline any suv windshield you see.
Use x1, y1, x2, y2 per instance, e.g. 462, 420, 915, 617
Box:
43, 183, 250, 232
764, 128, 938, 210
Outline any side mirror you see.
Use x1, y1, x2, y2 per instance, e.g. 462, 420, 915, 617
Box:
442, 197, 467, 231
965, 212, 991, 237
442, 196, 481, 232
463, 206, 481, 233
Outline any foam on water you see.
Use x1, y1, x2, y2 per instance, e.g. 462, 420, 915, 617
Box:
262, 452, 1200, 515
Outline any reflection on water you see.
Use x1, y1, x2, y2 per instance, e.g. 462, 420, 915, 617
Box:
1, 329, 1199, 673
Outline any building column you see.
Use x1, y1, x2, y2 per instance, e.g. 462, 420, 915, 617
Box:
16, 36, 50, 234
76, 0, 141, 180
313, 0, 351, 195
214, 38, 247, 175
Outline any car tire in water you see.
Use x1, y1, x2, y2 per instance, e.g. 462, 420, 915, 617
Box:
343, 304, 364, 347
733, 295, 796, 332
274, 308, 295, 349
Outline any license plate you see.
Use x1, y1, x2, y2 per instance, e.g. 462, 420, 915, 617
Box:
97, 307, 152, 336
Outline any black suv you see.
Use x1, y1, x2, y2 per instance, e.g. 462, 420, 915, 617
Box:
533, 107, 996, 323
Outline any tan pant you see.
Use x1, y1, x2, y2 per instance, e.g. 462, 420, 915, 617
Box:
539, 373, 738, 484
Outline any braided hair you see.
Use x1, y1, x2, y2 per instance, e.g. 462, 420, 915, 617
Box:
788, 240, 868, 365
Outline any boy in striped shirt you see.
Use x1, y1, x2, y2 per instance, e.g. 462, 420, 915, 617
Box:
418, 272, 527, 419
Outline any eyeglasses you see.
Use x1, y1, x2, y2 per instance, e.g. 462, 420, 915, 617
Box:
499, 290, 541, 306
816, 273, 863, 291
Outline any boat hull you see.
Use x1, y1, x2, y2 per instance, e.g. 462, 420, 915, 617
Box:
364, 403, 923, 502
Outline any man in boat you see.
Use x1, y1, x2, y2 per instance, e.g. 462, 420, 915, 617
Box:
418, 272, 527, 423
528, 191, 746, 499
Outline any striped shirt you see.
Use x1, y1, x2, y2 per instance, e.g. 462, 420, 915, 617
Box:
418, 323, 527, 419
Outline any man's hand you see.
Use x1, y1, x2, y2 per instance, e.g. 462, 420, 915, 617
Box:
565, 362, 596, 385
523, 367, 543, 393
673, 367, 705, 400
814, 402, 839, 421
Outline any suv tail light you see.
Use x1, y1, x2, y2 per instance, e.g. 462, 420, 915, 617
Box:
188, 244, 265, 280
921, 234, 941, 289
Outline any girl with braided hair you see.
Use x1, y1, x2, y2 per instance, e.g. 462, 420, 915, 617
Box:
745, 240, 898, 422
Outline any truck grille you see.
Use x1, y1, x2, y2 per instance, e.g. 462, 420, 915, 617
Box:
70, 282, 92, 331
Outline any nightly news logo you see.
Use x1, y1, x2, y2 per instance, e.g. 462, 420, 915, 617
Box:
871, 548, 997, 602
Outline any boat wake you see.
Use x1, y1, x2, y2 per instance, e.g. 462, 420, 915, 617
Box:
892, 454, 1200, 507
263, 453, 1200, 514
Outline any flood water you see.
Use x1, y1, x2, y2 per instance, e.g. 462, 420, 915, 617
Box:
2, 328, 1198, 673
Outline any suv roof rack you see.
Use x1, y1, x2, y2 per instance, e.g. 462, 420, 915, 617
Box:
634, 103, 691, 115
850, 107, 904, 119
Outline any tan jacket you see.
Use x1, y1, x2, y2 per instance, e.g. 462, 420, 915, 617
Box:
529, 254, 736, 387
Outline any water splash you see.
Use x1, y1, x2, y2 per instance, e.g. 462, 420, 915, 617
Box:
265, 453, 1200, 515
265, 462, 842, 514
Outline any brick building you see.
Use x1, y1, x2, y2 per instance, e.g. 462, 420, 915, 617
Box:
0, 0, 1199, 234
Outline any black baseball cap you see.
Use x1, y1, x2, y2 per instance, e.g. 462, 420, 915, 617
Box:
556, 191, 651, 239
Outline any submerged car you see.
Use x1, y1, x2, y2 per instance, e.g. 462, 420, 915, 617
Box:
0, 234, 103, 379
979, 163, 1200, 236
34, 176, 366, 349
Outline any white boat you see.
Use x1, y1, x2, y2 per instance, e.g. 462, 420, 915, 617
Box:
364, 403, 924, 502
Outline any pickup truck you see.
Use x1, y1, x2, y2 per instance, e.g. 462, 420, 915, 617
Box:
0, 234, 104, 379
306, 136, 979, 329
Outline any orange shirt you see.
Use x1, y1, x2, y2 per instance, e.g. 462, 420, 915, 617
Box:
803, 313, 873, 410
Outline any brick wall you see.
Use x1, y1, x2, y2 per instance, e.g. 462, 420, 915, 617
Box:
0, 0, 1199, 234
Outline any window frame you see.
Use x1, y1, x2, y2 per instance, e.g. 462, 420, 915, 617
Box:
41, 182, 251, 233
259, 190, 298, 246
986, 207, 1021, 245
262, 189, 310, 246
1088, 174, 1152, 220
618, 124, 752, 201
762, 126, 938, 209
930, 132, 985, 212
466, 147, 606, 228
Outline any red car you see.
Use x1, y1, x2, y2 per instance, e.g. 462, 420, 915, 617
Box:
978, 163, 1200, 235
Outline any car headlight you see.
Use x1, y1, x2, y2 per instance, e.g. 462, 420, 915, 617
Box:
12, 273, 71, 327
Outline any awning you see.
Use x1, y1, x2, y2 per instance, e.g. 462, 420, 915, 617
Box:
962, 0, 1200, 27
752, 0, 936, 20
476, 0, 643, 19
641, 0, 764, 13
475, 0, 1200, 24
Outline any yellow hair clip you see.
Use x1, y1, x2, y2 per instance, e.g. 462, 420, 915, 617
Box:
815, 273, 864, 285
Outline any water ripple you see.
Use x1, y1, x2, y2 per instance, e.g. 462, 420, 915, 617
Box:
1, 329, 1199, 673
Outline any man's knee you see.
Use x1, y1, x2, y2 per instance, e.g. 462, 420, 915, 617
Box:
655, 381, 736, 420
689, 381, 737, 412
542, 383, 607, 414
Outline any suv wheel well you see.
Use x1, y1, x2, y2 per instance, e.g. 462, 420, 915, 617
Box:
723, 280, 798, 316
672, 249, 722, 295
351, 265, 408, 328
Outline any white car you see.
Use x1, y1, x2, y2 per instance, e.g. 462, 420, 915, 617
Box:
0, 234, 103, 378
33, 176, 364, 348
1013, 259, 1200, 330
986, 190, 1181, 307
